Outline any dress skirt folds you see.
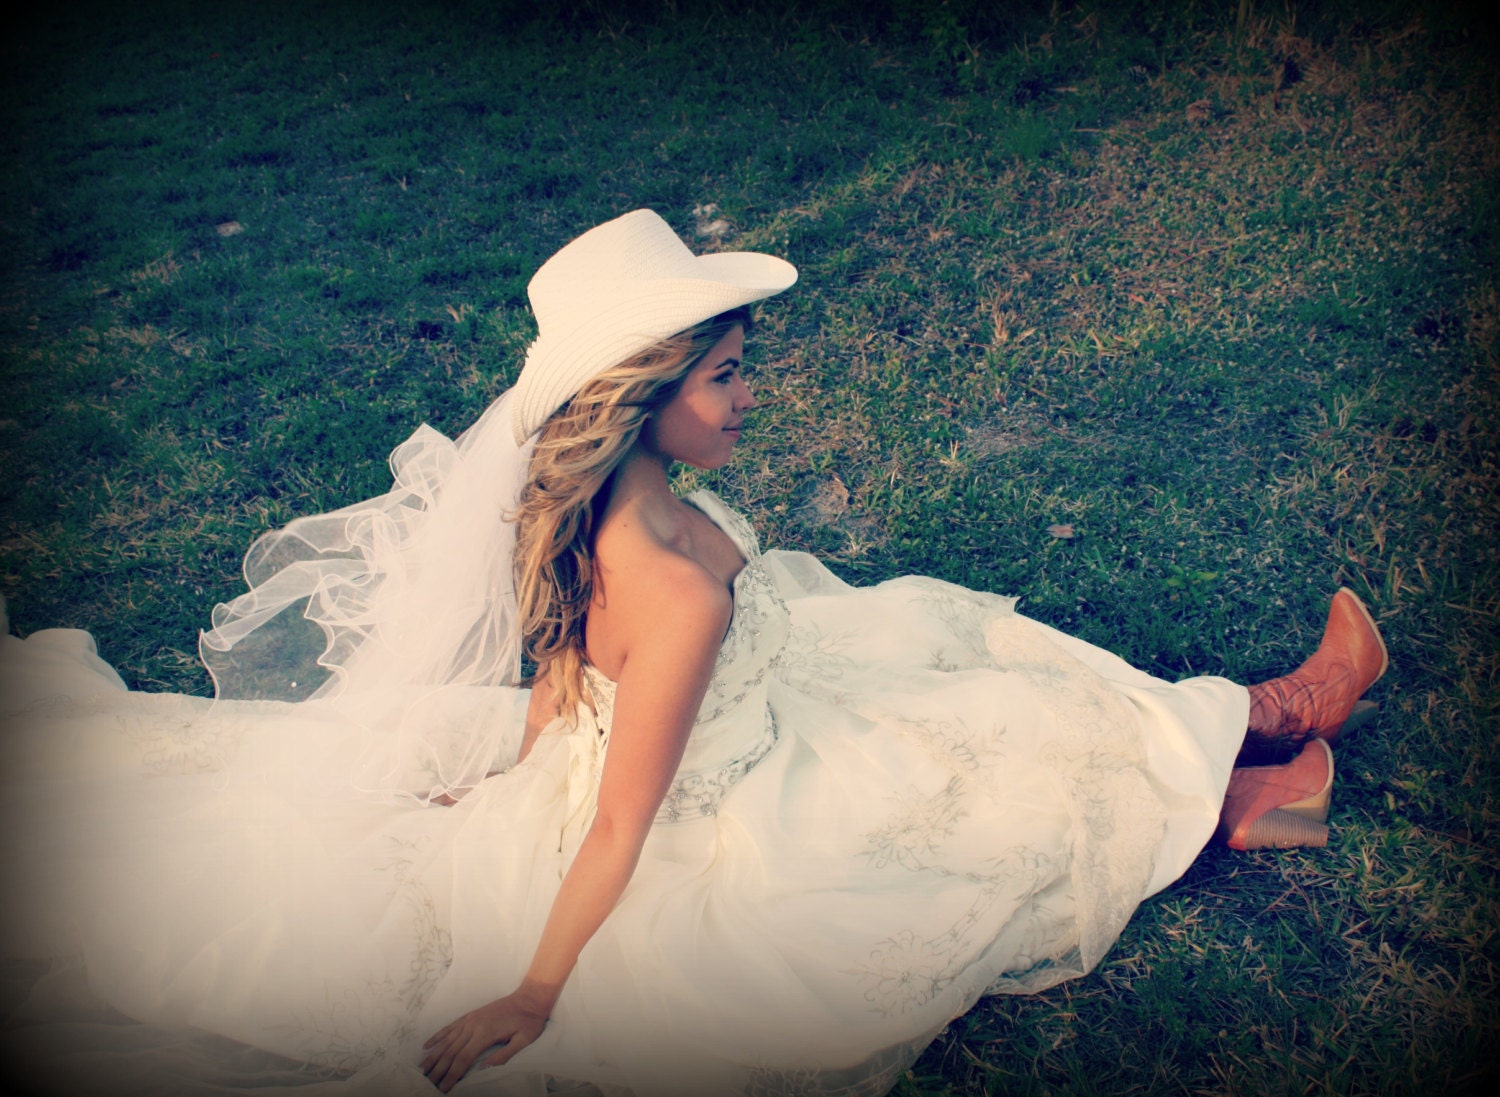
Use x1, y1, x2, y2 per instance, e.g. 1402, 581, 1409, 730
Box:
0, 491, 1246, 1096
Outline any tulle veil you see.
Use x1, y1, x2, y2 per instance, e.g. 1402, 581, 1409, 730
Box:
198, 389, 537, 805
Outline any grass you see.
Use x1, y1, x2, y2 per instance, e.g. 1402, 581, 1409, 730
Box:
3, 0, 1498, 1092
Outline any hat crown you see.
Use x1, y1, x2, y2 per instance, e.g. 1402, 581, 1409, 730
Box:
529, 211, 694, 328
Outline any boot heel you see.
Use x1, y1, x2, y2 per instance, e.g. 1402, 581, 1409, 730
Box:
1240, 808, 1330, 849
1219, 739, 1335, 851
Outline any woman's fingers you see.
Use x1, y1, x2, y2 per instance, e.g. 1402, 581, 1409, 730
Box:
420, 1027, 482, 1091
421, 1024, 522, 1090
418, 1022, 460, 1064
421, 997, 547, 1090
431, 1036, 485, 1093
422, 1040, 461, 1085
480, 1025, 538, 1068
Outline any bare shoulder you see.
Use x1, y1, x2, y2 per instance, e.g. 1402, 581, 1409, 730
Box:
588, 505, 732, 678
597, 528, 730, 627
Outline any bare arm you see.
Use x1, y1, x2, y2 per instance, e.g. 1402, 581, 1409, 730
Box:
420, 559, 730, 1091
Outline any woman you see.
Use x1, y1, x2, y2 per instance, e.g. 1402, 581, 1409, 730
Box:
1, 210, 1385, 1096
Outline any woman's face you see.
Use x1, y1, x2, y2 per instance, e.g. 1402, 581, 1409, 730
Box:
639, 325, 755, 469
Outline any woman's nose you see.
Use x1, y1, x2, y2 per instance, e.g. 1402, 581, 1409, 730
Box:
734, 378, 756, 411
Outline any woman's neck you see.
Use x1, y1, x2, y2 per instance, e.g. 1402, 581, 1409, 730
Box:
595, 442, 743, 589
606, 445, 677, 515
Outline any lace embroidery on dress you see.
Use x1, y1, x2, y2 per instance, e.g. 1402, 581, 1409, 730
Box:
275, 833, 452, 1073
695, 557, 787, 722
656, 709, 778, 822
583, 663, 779, 826
744, 1048, 913, 1097
845, 607, 1164, 1006
119, 706, 235, 775
686, 491, 791, 720
21, 692, 240, 777
849, 848, 1057, 1017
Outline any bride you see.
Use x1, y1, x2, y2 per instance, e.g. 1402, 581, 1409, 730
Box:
0, 210, 1386, 1096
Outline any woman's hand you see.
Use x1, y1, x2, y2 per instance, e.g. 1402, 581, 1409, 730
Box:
419, 984, 552, 1092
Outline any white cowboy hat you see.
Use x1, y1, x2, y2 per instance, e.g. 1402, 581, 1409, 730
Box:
509, 209, 797, 442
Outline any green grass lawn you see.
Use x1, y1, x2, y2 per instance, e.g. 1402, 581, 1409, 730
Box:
3, 0, 1497, 1093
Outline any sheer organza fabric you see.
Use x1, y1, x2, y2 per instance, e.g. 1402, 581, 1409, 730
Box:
198, 391, 535, 805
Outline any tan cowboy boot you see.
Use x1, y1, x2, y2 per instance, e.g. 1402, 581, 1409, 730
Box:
1245, 588, 1388, 751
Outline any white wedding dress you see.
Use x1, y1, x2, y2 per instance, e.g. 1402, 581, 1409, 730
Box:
0, 490, 1245, 1097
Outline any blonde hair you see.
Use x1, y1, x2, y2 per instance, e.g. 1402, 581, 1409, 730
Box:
513, 307, 752, 717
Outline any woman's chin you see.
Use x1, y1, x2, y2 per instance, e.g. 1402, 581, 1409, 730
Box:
679, 449, 735, 472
